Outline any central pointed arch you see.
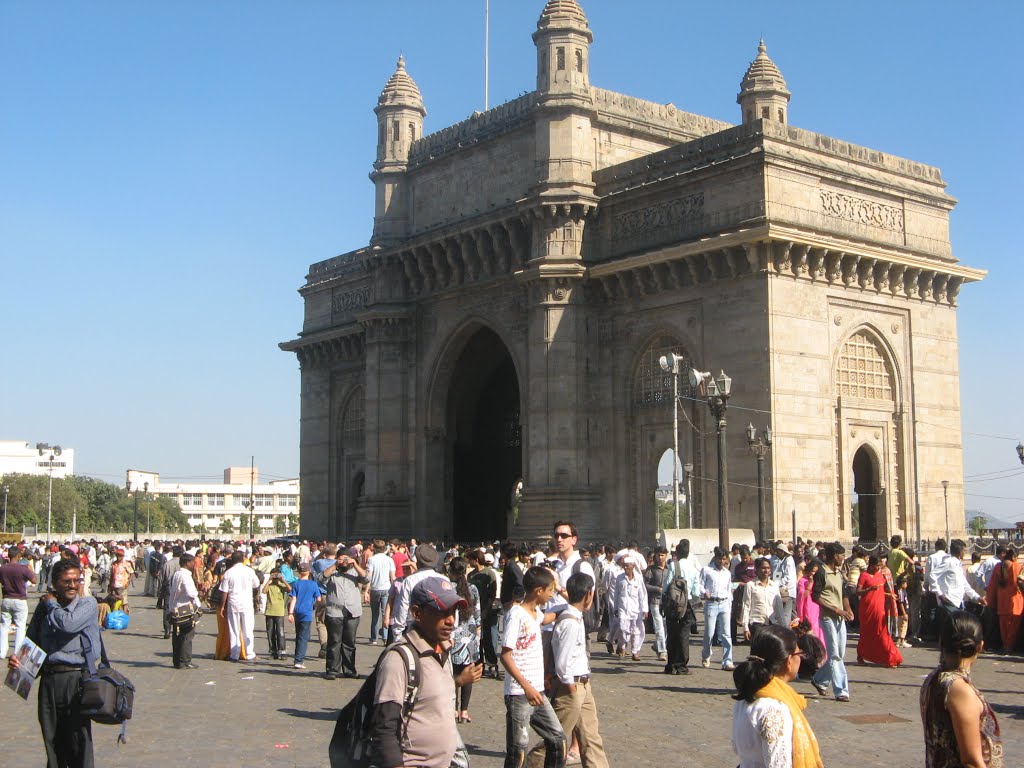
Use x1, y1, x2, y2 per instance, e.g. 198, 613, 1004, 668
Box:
426, 319, 524, 542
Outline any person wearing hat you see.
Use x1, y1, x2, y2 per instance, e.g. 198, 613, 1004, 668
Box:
369, 578, 480, 768
389, 543, 445, 641
770, 541, 798, 627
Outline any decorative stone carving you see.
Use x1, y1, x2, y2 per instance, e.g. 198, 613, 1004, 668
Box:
332, 285, 371, 319
820, 190, 905, 232
611, 193, 704, 241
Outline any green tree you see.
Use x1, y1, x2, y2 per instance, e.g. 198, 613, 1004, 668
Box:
275, 517, 286, 535
287, 513, 299, 534
969, 515, 987, 536
239, 515, 250, 536
219, 518, 235, 535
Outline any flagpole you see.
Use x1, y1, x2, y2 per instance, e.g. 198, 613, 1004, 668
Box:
484, 0, 490, 110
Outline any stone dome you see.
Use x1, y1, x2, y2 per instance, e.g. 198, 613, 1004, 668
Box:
377, 55, 424, 110
537, 0, 590, 30
739, 40, 790, 98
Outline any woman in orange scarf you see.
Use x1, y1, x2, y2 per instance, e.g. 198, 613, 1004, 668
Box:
731, 625, 824, 768
985, 547, 1023, 652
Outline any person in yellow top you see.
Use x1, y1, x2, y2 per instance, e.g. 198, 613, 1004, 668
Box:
731, 624, 824, 768
886, 536, 911, 583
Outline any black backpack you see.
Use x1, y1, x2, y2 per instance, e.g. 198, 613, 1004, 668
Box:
662, 576, 690, 620
328, 641, 420, 768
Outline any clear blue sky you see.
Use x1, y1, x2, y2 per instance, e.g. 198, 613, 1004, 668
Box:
2, 2, 1022, 519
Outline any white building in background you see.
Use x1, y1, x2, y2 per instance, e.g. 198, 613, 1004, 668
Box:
0, 440, 75, 479
127, 467, 299, 534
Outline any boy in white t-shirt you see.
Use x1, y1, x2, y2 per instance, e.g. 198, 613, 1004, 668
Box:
501, 566, 565, 768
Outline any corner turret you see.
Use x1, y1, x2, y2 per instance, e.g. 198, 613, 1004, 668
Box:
737, 40, 791, 125
533, 0, 592, 95
371, 56, 425, 245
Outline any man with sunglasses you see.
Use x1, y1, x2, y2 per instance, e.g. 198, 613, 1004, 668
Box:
548, 522, 596, 615
9, 558, 102, 767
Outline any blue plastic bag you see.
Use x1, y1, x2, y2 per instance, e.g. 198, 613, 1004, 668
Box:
105, 610, 130, 630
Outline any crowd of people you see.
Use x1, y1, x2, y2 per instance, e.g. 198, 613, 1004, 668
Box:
0, 527, 1016, 767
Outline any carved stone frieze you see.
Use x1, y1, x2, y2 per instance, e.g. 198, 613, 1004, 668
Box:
611, 193, 704, 241
820, 190, 905, 233
332, 285, 370, 320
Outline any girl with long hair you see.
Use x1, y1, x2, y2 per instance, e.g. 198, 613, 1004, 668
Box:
446, 556, 480, 724
731, 625, 824, 768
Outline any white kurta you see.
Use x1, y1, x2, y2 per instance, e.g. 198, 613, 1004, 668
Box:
614, 571, 649, 654
219, 564, 260, 660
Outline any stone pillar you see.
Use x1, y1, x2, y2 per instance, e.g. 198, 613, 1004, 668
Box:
516, 251, 602, 540
357, 312, 414, 535
298, 356, 331, 540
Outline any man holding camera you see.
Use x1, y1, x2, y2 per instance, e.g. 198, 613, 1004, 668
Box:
318, 546, 369, 679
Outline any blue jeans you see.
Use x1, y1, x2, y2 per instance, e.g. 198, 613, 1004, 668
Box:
504, 694, 565, 768
651, 600, 666, 654
369, 589, 388, 642
293, 619, 312, 664
0, 598, 28, 658
812, 614, 849, 698
702, 600, 733, 666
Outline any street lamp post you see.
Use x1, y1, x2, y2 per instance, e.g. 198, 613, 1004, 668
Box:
683, 463, 694, 528
658, 353, 688, 529
127, 475, 139, 544
2, 484, 8, 533
942, 480, 950, 545
37, 443, 61, 544
746, 423, 773, 543
699, 370, 732, 552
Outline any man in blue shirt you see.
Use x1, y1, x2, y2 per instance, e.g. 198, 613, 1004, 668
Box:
10, 558, 101, 767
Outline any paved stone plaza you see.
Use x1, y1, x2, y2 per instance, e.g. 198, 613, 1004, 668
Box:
2, 588, 1020, 766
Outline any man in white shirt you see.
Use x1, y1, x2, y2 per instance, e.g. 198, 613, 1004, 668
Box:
699, 547, 735, 671
167, 553, 201, 669
740, 558, 785, 641
545, 521, 595, 628
217, 550, 262, 661
390, 543, 444, 640
526, 571, 609, 768
932, 540, 986, 633
366, 540, 396, 645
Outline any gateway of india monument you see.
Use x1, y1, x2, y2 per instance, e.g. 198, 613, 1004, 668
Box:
282, 0, 984, 545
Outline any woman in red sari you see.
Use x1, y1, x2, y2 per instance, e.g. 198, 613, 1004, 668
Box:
856, 556, 903, 667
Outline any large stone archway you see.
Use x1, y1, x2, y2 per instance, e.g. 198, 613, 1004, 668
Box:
426, 322, 523, 542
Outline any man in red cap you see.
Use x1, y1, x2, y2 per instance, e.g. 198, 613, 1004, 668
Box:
370, 578, 481, 768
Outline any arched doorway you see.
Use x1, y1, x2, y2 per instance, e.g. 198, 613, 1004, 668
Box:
447, 327, 521, 542
852, 445, 880, 542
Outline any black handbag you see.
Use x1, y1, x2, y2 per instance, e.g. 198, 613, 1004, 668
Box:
79, 636, 135, 743
168, 603, 200, 627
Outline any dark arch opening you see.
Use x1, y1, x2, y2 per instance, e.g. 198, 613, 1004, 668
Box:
447, 328, 521, 543
853, 446, 879, 542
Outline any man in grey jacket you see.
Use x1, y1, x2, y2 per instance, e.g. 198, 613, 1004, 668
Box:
318, 547, 368, 679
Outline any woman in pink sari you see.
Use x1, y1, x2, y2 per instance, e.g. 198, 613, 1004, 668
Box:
795, 560, 824, 644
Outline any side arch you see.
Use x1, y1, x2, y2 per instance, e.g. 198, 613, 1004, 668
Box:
334, 385, 366, 541
625, 330, 702, 539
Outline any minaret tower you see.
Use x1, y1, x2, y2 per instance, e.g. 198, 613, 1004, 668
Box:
737, 40, 791, 125
532, 0, 592, 96
371, 55, 425, 245
531, 0, 596, 203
